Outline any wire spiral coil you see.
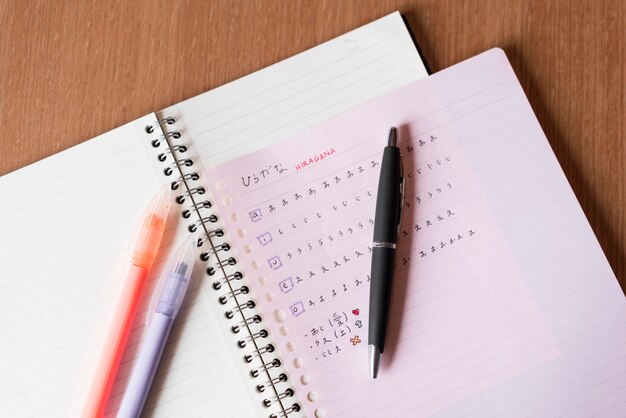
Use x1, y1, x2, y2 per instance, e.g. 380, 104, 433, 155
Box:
146, 114, 300, 416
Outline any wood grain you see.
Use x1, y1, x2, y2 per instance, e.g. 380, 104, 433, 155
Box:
1, 0, 624, 286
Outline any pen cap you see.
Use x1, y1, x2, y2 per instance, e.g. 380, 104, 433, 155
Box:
132, 187, 171, 268
147, 237, 196, 325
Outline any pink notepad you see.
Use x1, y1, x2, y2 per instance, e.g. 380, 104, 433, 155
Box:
206, 49, 626, 417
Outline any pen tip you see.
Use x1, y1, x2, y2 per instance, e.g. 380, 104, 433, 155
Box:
369, 345, 382, 379
388, 127, 398, 147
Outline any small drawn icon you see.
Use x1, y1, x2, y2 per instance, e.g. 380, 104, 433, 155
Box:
256, 232, 272, 246
350, 335, 361, 346
289, 301, 305, 317
268, 256, 283, 270
278, 277, 294, 294
352, 308, 360, 316
355, 320, 363, 328
249, 208, 263, 222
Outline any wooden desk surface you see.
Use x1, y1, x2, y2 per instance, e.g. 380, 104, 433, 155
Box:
1, 0, 624, 285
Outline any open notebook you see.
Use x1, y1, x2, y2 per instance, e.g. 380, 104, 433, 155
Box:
205, 49, 626, 417
0, 12, 428, 417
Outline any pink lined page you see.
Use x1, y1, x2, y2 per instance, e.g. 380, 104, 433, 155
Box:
206, 49, 625, 417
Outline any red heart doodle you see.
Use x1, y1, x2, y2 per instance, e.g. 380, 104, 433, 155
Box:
352, 308, 360, 316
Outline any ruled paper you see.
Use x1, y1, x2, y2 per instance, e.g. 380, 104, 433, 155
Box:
168, 11, 428, 168
0, 12, 429, 417
0, 116, 257, 417
205, 49, 626, 417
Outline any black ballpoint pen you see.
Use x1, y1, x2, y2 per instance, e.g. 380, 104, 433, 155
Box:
368, 126, 404, 379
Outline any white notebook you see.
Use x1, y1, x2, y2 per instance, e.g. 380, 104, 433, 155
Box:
0, 12, 428, 418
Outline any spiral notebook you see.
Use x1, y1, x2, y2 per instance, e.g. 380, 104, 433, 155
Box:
0, 12, 429, 418
203, 49, 626, 417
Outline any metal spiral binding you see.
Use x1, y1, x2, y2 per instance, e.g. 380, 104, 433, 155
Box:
264, 388, 295, 408
269, 404, 302, 418
251, 358, 281, 377
213, 271, 243, 290
231, 313, 262, 332
189, 215, 219, 233
256, 373, 288, 392
200, 242, 230, 261
146, 115, 300, 416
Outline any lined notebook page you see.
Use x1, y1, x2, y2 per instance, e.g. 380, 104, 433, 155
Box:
0, 13, 428, 417
168, 11, 428, 168
0, 116, 256, 417
206, 49, 625, 417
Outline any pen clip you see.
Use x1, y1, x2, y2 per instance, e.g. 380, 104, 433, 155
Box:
397, 155, 405, 238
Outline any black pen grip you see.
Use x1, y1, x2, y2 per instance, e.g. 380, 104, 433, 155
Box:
368, 247, 396, 353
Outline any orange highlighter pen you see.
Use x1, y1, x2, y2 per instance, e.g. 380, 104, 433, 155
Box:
82, 188, 170, 418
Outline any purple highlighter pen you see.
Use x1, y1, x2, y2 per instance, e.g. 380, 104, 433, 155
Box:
118, 237, 196, 418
